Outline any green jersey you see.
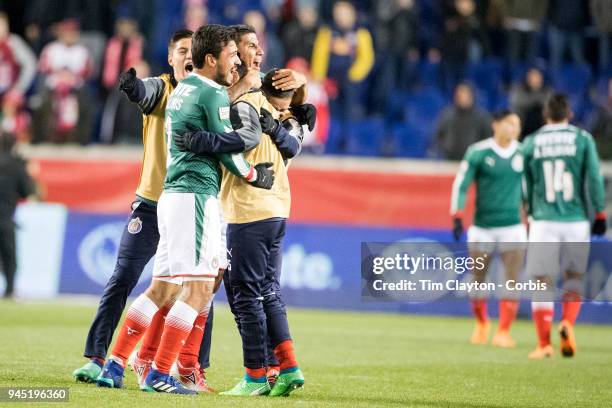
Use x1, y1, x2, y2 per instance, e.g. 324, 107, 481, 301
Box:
522, 123, 605, 221
451, 138, 524, 228
164, 73, 252, 194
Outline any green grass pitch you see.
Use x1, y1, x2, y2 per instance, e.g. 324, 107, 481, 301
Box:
0, 300, 610, 407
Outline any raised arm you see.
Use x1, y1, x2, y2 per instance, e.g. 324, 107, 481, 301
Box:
118, 68, 166, 115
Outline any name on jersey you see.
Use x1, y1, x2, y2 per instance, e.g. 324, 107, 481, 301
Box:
534, 132, 577, 159
167, 83, 196, 111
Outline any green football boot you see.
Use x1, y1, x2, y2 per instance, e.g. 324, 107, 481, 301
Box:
268, 367, 304, 397
220, 376, 271, 396
73, 360, 102, 383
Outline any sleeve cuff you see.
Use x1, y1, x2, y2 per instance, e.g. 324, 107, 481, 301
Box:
245, 166, 257, 182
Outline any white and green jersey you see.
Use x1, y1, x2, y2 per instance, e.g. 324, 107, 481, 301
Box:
451, 138, 524, 228
522, 123, 605, 221
164, 72, 252, 195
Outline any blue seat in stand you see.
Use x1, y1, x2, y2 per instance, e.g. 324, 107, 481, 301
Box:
550, 64, 592, 98
344, 119, 386, 156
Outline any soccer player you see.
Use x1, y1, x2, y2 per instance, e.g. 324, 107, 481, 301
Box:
174, 25, 312, 395
213, 25, 305, 397
71, 29, 225, 386
451, 110, 526, 347
522, 94, 607, 359
96, 24, 274, 395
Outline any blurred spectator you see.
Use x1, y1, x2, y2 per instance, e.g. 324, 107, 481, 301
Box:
435, 82, 492, 160
281, 6, 319, 62
1, 91, 30, 143
102, 17, 144, 90
23, 0, 63, 54
438, 0, 490, 91
547, 0, 587, 66
184, 2, 208, 32
509, 67, 552, 137
100, 61, 149, 144
590, 0, 612, 73
286, 57, 330, 153
311, 1, 374, 120
0, 12, 36, 98
0, 12, 36, 142
244, 9, 284, 71
591, 78, 612, 159
0, 131, 36, 298
371, 0, 421, 114
77, 0, 114, 80
497, 0, 548, 64
32, 19, 93, 144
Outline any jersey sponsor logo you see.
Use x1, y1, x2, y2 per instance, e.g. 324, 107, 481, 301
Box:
484, 156, 495, 167
128, 217, 143, 234
511, 155, 524, 172
218, 106, 230, 120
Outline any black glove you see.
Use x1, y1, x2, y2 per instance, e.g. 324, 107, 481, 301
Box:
249, 162, 275, 190
173, 123, 199, 152
259, 108, 280, 135
118, 67, 137, 93
289, 103, 317, 131
592, 213, 607, 236
452, 218, 464, 242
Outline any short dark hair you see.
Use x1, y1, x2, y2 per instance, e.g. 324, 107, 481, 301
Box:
544, 94, 571, 122
492, 109, 516, 122
192, 24, 234, 69
229, 24, 256, 44
168, 29, 193, 51
261, 69, 295, 99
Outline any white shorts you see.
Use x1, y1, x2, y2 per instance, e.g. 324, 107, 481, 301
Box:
525, 220, 590, 278
153, 192, 222, 284
467, 224, 528, 253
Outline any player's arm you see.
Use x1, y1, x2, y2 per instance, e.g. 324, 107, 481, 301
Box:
174, 100, 264, 154
584, 133, 607, 235
271, 68, 308, 105
259, 108, 303, 159
201, 93, 274, 189
449, 149, 478, 241
521, 140, 534, 216
118, 68, 165, 115
218, 153, 274, 190
227, 68, 262, 102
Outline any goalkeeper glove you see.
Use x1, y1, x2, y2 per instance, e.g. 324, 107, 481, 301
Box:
246, 162, 275, 190
118, 67, 137, 94
289, 103, 317, 131
259, 108, 281, 136
174, 130, 194, 152
592, 212, 607, 236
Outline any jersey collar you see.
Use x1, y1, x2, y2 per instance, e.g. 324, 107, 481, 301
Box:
190, 72, 224, 89
541, 123, 570, 131
489, 138, 518, 159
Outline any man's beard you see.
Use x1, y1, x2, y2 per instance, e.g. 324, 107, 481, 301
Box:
214, 69, 231, 87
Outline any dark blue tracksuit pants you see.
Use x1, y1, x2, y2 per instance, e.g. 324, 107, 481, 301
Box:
83, 199, 214, 367
225, 217, 291, 369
